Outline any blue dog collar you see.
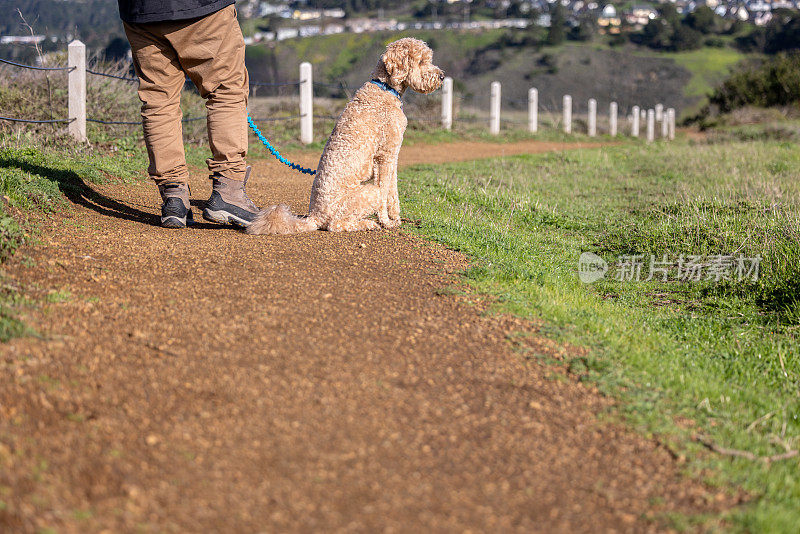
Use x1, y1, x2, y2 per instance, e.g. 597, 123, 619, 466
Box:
370, 79, 402, 101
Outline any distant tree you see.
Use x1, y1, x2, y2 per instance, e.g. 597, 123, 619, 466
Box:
709, 52, 800, 112
608, 32, 627, 47
670, 25, 703, 51
736, 26, 767, 52
103, 37, 130, 62
413, 0, 440, 19
726, 19, 750, 36
764, 12, 800, 54
640, 18, 672, 49
507, 0, 527, 18
657, 4, 682, 27
569, 16, 597, 42
635, 5, 710, 51
685, 6, 719, 35
705, 36, 727, 48
547, 3, 567, 46
258, 15, 283, 33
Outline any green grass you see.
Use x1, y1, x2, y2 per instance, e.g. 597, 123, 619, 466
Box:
402, 139, 800, 531
0, 144, 147, 340
0, 145, 145, 202
647, 47, 748, 118
44, 289, 72, 303
668, 47, 747, 99
262, 114, 602, 154
705, 119, 800, 144
403, 123, 603, 145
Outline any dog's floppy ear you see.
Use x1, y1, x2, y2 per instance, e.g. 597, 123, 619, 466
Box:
381, 40, 411, 87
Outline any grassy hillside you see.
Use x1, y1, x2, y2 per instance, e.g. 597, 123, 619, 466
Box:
402, 137, 800, 532
246, 31, 749, 117
246, 29, 504, 91
643, 47, 748, 116
0, 144, 146, 340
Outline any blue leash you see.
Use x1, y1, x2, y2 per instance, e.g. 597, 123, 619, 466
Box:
247, 115, 317, 176
247, 82, 400, 176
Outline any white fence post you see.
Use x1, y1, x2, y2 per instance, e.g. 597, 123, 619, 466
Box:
646, 108, 655, 143
661, 113, 668, 139
609, 102, 618, 136
441, 76, 453, 130
563, 94, 572, 134
299, 62, 313, 145
667, 108, 676, 140
631, 105, 640, 137
588, 98, 597, 137
490, 81, 501, 135
528, 88, 538, 133
655, 103, 664, 122
68, 40, 86, 142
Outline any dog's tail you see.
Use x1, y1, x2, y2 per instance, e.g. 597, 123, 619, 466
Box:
246, 204, 320, 235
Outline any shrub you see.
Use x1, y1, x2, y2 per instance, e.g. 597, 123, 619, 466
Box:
670, 25, 704, 51
685, 6, 723, 34
568, 17, 597, 42
735, 12, 800, 54
546, 3, 567, 46
764, 11, 800, 54
704, 36, 727, 48
709, 52, 800, 113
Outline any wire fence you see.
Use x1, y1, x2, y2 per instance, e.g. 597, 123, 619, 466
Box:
0, 116, 73, 124
0, 57, 73, 72
1, 44, 678, 143
250, 80, 302, 87
0, 53, 492, 132
86, 68, 137, 82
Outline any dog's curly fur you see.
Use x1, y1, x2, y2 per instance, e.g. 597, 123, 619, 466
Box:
247, 38, 444, 234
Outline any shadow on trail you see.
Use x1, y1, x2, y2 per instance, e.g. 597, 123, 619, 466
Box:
0, 155, 219, 229
1, 155, 157, 225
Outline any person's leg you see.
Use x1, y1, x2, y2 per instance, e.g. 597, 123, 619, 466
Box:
123, 21, 193, 227
162, 6, 259, 226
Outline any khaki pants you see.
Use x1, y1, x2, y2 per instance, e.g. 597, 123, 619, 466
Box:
124, 5, 249, 186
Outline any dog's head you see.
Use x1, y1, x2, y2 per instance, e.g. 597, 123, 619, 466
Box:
373, 38, 444, 95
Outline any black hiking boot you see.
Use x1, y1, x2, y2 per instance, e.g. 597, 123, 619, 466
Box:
202, 166, 260, 228
159, 183, 194, 229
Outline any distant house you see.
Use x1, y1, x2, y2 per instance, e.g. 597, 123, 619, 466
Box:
299, 25, 321, 37
322, 9, 346, 18
597, 4, 622, 29
292, 9, 321, 21
753, 11, 773, 25
626, 5, 658, 26
537, 13, 552, 27
734, 6, 750, 20
745, 1, 775, 25
290, 8, 345, 21
0, 35, 46, 45
323, 24, 346, 35
276, 27, 299, 41
746, 1, 770, 13
258, 3, 289, 17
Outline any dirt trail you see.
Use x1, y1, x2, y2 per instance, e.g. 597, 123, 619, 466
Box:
1, 141, 728, 532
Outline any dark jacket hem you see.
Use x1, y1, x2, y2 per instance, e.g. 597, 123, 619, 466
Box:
119, 0, 235, 24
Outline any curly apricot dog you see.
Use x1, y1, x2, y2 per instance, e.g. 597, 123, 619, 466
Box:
247, 38, 444, 234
